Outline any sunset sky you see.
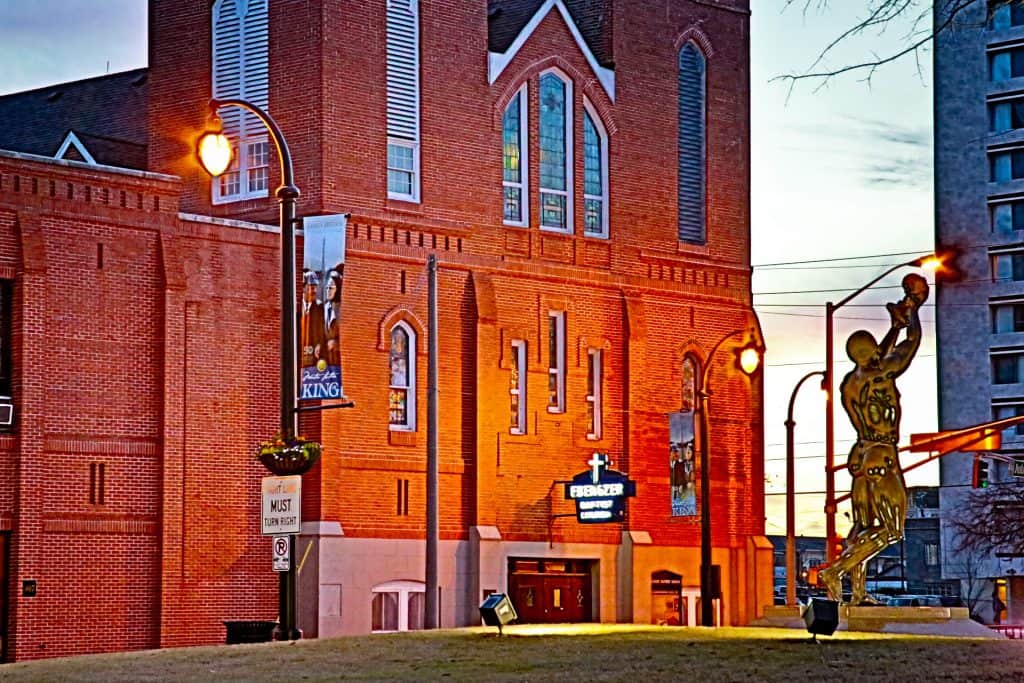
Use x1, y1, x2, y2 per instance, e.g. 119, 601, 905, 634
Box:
0, 1, 940, 538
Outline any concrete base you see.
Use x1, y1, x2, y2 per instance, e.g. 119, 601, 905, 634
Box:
752, 605, 1004, 639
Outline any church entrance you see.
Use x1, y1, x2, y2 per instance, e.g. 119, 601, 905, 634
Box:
508, 558, 593, 623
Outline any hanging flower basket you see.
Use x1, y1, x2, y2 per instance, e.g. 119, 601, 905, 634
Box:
257, 433, 322, 476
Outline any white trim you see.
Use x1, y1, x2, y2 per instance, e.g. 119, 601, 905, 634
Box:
389, 321, 417, 431
0, 148, 175, 179
502, 84, 530, 227
387, 138, 421, 203
487, 0, 615, 101
582, 99, 610, 239
538, 68, 573, 234
54, 131, 97, 165
510, 339, 528, 434
547, 311, 566, 413
178, 212, 277, 233
371, 580, 425, 633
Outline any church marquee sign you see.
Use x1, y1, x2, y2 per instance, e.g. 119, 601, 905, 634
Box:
564, 453, 636, 524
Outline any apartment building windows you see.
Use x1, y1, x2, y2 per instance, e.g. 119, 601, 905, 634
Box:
990, 0, 1024, 29
989, 46, 1024, 80
992, 199, 1024, 232
994, 401, 1024, 437
989, 148, 1024, 181
989, 96, 1024, 132
993, 251, 1024, 281
993, 351, 1024, 383
992, 301, 1024, 332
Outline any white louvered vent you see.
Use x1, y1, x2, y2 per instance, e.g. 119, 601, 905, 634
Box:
386, 0, 420, 141
211, 0, 269, 202
677, 44, 706, 245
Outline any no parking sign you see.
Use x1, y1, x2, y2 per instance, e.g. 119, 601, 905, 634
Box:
272, 535, 291, 572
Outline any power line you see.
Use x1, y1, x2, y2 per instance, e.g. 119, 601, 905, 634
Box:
752, 249, 933, 268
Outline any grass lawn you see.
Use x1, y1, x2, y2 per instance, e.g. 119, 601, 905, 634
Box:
1, 624, 1022, 682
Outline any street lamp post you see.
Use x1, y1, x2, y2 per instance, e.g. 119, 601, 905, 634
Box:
822, 253, 940, 564
198, 97, 301, 641
784, 370, 825, 607
697, 329, 762, 627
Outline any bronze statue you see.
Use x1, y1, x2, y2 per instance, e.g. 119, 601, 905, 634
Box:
821, 273, 928, 605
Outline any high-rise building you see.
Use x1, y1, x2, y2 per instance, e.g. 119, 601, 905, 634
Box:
934, 0, 1024, 624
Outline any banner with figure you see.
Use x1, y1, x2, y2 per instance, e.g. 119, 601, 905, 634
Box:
669, 411, 698, 517
300, 214, 347, 401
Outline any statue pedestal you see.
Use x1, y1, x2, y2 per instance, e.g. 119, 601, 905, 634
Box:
753, 605, 1003, 638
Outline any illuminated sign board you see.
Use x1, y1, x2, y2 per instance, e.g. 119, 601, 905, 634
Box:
564, 453, 636, 524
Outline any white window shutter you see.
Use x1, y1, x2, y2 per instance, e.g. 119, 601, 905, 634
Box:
213, 0, 243, 135
211, 0, 269, 202
241, 0, 269, 137
387, 0, 420, 141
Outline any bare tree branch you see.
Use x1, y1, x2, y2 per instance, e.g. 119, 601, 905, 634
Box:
775, 0, 1005, 90
948, 484, 1024, 557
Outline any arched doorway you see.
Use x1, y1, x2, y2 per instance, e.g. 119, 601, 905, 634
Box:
651, 570, 684, 626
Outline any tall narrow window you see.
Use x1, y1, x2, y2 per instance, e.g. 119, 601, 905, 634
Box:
386, 0, 421, 202
678, 43, 707, 244
548, 312, 566, 412
211, 0, 269, 203
681, 356, 698, 411
503, 86, 529, 225
583, 105, 609, 238
586, 349, 603, 439
510, 340, 527, 434
389, 323, 416, 430
539, 72, 573, 232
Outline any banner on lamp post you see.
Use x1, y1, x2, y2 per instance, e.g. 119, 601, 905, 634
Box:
669, 411, 698, 518
300, 214, 347, 401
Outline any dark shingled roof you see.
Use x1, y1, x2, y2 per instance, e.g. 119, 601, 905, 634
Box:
488, 0, 614, 68
0, 68, 149, 170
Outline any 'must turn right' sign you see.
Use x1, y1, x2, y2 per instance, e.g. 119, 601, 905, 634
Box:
261, 476, 301, 535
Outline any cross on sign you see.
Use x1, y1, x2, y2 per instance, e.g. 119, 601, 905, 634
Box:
588, 452, 608, 484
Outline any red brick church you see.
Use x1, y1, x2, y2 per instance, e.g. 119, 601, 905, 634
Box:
0, 0, 766, 660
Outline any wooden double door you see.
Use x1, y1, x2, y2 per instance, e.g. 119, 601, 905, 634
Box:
509, 560, 592, 623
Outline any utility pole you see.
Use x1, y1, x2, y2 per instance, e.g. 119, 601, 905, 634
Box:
425, 254, 439, 628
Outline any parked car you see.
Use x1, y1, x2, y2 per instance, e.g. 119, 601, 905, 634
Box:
886, 595, 943, 607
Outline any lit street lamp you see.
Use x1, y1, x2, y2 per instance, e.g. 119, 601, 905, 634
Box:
198, 97, 301, 641
784, 370, 825, 607
697, 329, 763, 627
822, 252, 948, 564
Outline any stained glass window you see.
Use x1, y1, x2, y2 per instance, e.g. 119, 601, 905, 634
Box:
681, 356, 698, 411
540, 73, 569, 231
389, 324, 415, 429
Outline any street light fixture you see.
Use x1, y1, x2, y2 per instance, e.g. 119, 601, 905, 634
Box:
198, 97, 302, 641
822, 252, 946, 564
697, 328, 763, 627
784, 370, 825, 607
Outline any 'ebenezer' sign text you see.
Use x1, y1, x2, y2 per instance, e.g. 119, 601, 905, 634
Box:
564, 453, 636, 524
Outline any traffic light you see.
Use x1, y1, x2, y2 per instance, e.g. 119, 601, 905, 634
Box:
972, 455, 990, 489
831, 534, 845, 560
